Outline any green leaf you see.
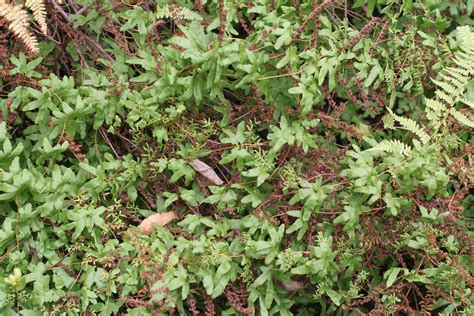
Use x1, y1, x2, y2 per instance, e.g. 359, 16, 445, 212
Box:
384, 267, 402, 287
325, 288, 342, 306
203, 274, 214, 295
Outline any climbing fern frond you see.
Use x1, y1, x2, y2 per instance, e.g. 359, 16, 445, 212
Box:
25, 0, 47, 35
370, 140, 412, 156
0, 3, 39, 55
388, 109, 430, 144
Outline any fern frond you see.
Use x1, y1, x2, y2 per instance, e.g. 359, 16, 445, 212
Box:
431, 79, 464, 102
181, 7, 202, 21
370, 139, 412, 156
425, 99, 446, 128
425, 99, 447, 114
396, 116, 431, 144
156, 5, 202, 22
460, 98, 474, 109
453, 53, 474, 74
457, 26, 474, 47
383, 27, 473, 148
449, 108, 474, 128
434, 89, 454, 106
423, 26, 474, 133
445, 66, 470, 78
442, 68, 470, 87
0, 4, 39, 55
25, 0, 47, 35
457, 26, 474, 61
382, 114, 395, 129
156, 4, 172, 19
388, 109, 430, 144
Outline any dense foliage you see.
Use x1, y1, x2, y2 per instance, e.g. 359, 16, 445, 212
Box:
0, 0, 473, 315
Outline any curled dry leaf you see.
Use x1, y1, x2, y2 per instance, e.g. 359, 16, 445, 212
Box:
188, 159, 224, 185
138, 211, 177, 234
276, 280, 307, 292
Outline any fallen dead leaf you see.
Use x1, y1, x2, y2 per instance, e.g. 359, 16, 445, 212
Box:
138, 211, 177, 234
188, 159, 224, 185
276, 279, 307, 292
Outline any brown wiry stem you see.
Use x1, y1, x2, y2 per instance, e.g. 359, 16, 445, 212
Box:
291, 0, 333, 45
312, 0, 322, 48
48, 0, 114, 62
218, 0, 226, 41
344, 17, 381, 50
195, 0, 205, 14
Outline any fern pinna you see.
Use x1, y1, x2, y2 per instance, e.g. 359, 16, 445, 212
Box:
373, 26, 474, 156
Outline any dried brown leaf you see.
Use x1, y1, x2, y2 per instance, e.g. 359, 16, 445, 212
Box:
188, 159, 224, 185
138, 211, 177, 234
277, 280, 307, 292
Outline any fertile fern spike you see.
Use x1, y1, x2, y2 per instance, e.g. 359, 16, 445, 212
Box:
387, 109, 430, 144
0, 3, 39, 55
25, 0, 47, 35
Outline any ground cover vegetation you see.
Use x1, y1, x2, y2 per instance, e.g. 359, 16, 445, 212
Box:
0, 0, 473, 315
